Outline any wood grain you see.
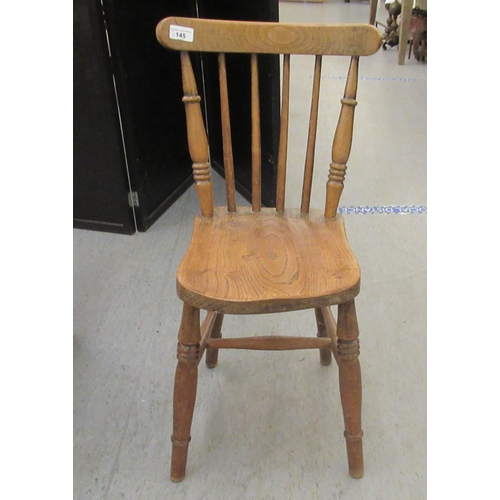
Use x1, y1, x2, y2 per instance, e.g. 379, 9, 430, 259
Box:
176, 207, 360, 314
157, 17, 382, 56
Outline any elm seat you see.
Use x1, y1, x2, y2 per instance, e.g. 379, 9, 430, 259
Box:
177, 207, 360, 314
156, 16, 382, 483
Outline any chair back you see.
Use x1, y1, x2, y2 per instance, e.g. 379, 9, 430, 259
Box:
156, 17, 382, 218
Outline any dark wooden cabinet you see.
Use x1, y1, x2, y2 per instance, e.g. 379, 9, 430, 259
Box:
74, 0, 280, 234
74, 0, 136, 234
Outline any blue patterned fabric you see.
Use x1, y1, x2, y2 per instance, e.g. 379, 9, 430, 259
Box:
339, 205, 427, 215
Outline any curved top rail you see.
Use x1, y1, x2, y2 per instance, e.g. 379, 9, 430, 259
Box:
156, 17, 382, 56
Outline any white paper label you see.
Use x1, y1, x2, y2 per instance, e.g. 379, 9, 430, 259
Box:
169, 25, 194, 43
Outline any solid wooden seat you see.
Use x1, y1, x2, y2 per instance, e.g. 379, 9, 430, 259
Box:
156, 16, 382, 483
177, 207, 360, 314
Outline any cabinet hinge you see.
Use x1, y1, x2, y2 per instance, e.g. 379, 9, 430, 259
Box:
128, 191, 140, 207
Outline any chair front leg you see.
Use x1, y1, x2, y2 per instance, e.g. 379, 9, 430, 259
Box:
171, 304, 201, 482
337, 299, 364, 478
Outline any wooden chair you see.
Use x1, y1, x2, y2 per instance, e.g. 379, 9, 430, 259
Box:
156, 17, 382, 482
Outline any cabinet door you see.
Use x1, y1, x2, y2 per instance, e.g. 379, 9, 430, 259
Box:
101, 0, 199, 232
74, 0, 135, 234
198, 0, 281, 207
74, 0, 280, 234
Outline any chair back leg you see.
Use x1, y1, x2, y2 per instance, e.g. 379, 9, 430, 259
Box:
205, 313, 224, 368
315, 307, 333, 366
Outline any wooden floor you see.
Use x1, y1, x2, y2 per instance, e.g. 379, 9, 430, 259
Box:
74, 1, 426, 498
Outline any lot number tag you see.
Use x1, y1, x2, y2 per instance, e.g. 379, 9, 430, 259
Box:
169, 25, 194, 43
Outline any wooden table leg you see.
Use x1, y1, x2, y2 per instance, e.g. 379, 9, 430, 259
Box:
398, 0, 413, 65
369, 0, 378, 25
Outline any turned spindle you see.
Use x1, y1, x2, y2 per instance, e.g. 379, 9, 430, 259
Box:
337, 300, 363, 478
180, 51, 213, 218
325, 56, 359, 218
171, 305, 201, 482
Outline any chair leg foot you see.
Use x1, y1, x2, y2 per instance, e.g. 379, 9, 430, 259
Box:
345, 432, 364, 478
171, 437, 190, 482
337, 300, 364, 478
205, 357, 218, 369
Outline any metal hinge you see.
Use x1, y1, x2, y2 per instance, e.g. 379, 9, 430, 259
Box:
127, 191, 140, 207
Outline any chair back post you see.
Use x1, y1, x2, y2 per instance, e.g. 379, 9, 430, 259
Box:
180, 51, 214, 218
325, 56, 359, 218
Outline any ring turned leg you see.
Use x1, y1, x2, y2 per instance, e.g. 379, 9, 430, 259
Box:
205, 313, 224, 368
337, 300, 364, 478
315, 307, 333, 366
171, 304, 201, 482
